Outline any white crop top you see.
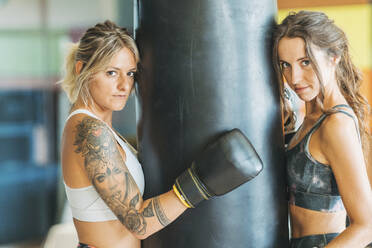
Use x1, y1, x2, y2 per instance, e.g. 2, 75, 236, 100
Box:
64, 109, 145, 222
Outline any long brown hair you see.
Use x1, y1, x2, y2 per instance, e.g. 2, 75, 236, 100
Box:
272, 11, 370, 158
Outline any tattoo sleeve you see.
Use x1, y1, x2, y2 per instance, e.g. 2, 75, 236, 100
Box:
73, 117, 171, 235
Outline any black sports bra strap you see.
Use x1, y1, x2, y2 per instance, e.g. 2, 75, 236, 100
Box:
332, 109, 355, 119
329, 104, 360, 141
306, 113, 328, 137
306, 105, 361, 143
308, 105, 353, 134
331, 104, 351, 110
328, 109, 361, 143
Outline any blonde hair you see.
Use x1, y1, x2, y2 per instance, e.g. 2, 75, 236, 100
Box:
272, 11, 370, 157
59, 20, 140, 106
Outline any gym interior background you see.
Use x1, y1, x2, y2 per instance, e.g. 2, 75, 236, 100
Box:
0, 0, 370, 247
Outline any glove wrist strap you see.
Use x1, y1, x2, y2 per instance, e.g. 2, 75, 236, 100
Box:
173, 184, 192, 208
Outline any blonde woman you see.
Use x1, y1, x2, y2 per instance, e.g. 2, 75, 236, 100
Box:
59, 20, 262, 248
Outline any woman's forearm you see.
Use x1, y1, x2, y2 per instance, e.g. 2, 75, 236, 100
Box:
121, 190, 187, 240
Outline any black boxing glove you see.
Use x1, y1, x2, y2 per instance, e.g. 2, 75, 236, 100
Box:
173, 128, 263, 208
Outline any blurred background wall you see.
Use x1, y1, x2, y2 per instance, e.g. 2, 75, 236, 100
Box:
0, 0, 370, 247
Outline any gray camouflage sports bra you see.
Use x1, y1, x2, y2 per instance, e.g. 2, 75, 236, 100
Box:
286, 104, 359, 212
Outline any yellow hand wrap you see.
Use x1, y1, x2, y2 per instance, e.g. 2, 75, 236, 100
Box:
173, 184, 192, 208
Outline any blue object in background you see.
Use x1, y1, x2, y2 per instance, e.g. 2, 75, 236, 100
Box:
0, 164, 58, 244
0, 90, 47, 166
0, 90, 58, 244
0, 90, 44, 124
0, 124, 35, 165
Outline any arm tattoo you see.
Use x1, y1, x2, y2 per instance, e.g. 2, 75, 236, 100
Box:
142, 200, 154, 218
74, 117, 150, 234
117, 193, 147, 234
154, 197, 171, 226
74, 117, 172, 234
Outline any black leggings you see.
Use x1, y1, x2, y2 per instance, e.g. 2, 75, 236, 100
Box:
290, 233, 338, 248
77, 243, 96, 248
290, 233, 372, 248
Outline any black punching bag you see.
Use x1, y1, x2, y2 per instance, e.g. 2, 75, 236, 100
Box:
135, 1, 288, 247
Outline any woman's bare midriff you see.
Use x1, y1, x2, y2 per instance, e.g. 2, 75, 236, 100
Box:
290, 204, 346, 238
74, 219, 140, 248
